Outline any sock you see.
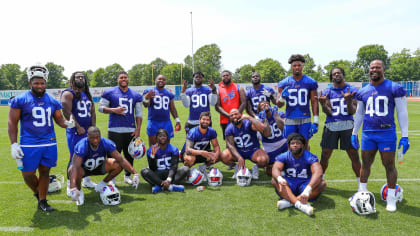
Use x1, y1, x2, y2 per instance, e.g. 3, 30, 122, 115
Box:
387, 188, 396, 199
357, 177, 360, 184
358, 182, 367, 192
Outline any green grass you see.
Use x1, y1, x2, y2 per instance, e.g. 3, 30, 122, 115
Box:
0, 101, 419, 235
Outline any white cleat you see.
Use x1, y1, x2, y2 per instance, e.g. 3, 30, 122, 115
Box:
296, 203, 314, 216
386, 195, 397, 212
251, 164, 259, 180
66, 180, 72, 197
82, 177, 97, 188
277, 199, 293, 210
124, 176, 133, 185
76, 190, 84, 206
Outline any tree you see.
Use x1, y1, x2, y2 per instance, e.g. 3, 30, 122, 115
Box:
102, 63, 124, 87
324, 60, 353, 81
184, 44, 222, 82
90, 68, 106, 87
128, 64, 149, 86
160, 63, 184, 85
386, 48, 420, 81
234, 64, 254, 83
45, 62, 67, 88
0, 64, 22, 90
254, 58, 286, 83
355, 44, 389, 81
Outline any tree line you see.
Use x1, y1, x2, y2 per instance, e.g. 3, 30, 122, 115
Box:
1, 44, 419, 90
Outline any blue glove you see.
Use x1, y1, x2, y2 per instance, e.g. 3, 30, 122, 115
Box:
270, 106, 278, 114
281, 86, 290, 99
398, 137, 410, 154
309, 123, 318, 138
258, 111, 266, 120
351, 135, 359, 149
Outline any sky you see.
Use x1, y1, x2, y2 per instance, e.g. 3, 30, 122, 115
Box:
0, 0, 419, 78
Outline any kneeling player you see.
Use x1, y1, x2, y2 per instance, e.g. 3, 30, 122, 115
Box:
271, 133, 326, 216
141, 129, 189, 193
68, 127, 140, 205
220, 109, 270, 178
184, 112, 221, 173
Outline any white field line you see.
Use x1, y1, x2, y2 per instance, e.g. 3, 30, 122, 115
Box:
0, 227, 33, 232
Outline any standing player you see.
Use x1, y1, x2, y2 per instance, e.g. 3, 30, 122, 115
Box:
318, 67, 361, 183
256, 101, 287, 177
180, 71, 217, 133
61, 71, 97, 190
245, 72, 276, 118
98, 71, 143, 185
143, 74, 181, 145
220, 109, 271, 178
351, 60, 409, 212
8, 63, 75, 212
271, 133, 326, 216
68, 127, 140, 205
215, 70, 247, 140
277, 54, 319, 141
140, 129, 189, 193
184, 112, 221, 173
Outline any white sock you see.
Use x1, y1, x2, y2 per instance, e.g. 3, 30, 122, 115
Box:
358, 182, 367, 192
387, 188, 396, 199
357, 177, 360, 184
84, 176, 91, 181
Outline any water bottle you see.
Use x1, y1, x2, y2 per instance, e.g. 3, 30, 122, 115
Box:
16, 159, 23, 170
397, 150, 403, 165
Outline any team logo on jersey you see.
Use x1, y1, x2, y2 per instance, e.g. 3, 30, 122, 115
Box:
223, 92, 236, 102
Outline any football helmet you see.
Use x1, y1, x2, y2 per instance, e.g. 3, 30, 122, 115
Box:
236, 168, 252, 187
208, 168, 223, 186
100, 185, 121, 205
380, 183, 403, 202
128, 137, 146, 159
187, 168, 205, 186
349, 191, 376, 215
48, 174, 64, 193
27, 63, 49, 81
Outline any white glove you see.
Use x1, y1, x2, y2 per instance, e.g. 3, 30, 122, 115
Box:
262, 88, 272, 97
65, 118, 75, 128
11, 143, 24, 160
70, 187, 80, 201
132, 173, 140, 189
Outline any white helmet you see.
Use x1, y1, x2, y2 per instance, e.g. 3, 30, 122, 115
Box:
27, 63, 49, 81
236, 168, 252, 187
128, 137, 146, 159
100, 185, 121, 205
208, 168, 223, 186
48, 174, 64, 193
380, 183, 403, 202
349, 191, 376, 215
187, 168, 205, 186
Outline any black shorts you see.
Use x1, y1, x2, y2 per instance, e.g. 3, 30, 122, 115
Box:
83, 162, 107, 177
320, 126, 352, 150
221, 123, 228, 140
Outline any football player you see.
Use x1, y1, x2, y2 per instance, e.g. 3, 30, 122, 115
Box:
68, 127, 140, 205
351, 60, 410, 212
245, 72, 276, 118
8, 63, 75, 212
277, 54, 319, 141
98, 71, 143, 185
220, 109, 271, 178
140, 129, 189, 193
143, 75, 181, 145
61, 71, 97, 190
183, 112, 221, 173
272, 133, 326, 216
318, 67, 361, 183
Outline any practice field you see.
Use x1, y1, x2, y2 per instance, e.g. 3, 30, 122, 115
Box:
0, 101, 419, 235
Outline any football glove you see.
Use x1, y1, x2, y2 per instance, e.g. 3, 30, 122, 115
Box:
132, 173, 140, 189
398, 137, 410, 154
309, 123, 318, 138
281, 86, 290, 99
258, 110, 267, 120
262, 88, 272, 97
11, 143, 24, 160
351, 135, 359, 149
65, 118, 75, 129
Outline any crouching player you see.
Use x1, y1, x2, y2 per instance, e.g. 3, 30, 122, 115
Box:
141, 129, 190, 193
68, 127, 140, 205
271, 133, 326, 216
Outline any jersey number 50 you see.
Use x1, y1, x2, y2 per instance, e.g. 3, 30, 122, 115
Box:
288, 88, 308, 106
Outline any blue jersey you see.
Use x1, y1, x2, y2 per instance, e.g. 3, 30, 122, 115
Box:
187, 126, 217, 150
63, 89, 93, 130
275, 150, 318, 180
74, 137, 116, 171
147, 144, 179, 171
143, 87, 174, 121
355, 79, 406, 132
9, 91, 62, 145
259, 111, 287, 153
225, 119, 260, 153
101, 87, 143, 129
186, 86, 212, 121
277, 75, 318, 119
322, 84, 358, 123
246, 84, 275, 114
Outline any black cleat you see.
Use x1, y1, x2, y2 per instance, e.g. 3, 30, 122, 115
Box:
33, 193, 39, 201
38, 199, 54, 212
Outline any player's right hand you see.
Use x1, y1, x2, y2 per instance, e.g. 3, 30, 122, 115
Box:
150, 144, 159, 159
11, 143, 24, 160
238, 158, 245, 170
132, 174, 140, 189
281, 86, 290, 99
258, 111, 266, 120
70, 188, 80, 201
351, 135, 359, 149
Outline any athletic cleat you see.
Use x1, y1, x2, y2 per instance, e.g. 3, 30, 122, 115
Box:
82, 177, 97, 188
252, 164, 259, 180
38, 199, 54, 212
277, 199, 293, 210
152, 186, 163, 194
76, 190, 85, 206
124, 176, 133, 185
296, 203, 314, 216
169, 184, 185, 192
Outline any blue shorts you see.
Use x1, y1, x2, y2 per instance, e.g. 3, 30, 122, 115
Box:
267, 144, 288, 165
147, 120, 174, 138
238, 148, 259, 160
285, 177, 311, 197
361, 130, 397, 152
66, 129, 87, 160
283, 123, 311, 140
20, 145, 58, 172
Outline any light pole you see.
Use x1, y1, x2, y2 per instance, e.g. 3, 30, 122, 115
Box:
190, 11, 194, 74
152, 64, 156, 85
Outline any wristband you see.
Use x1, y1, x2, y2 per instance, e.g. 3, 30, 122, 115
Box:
166, 177, 172, 183
277, 176, 286, 183
278, 97, 285, 103
175, 117, 181, 123
143, 98, 149, 103
313, 115, 319, 124
302, 185, 312, 197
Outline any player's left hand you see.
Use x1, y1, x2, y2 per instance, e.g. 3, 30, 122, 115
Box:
65, 118, 75, 129
132, 174, 140, 189
175, 122, 181, 132
309, 123, 318, 138
297, 194, 309, 204
351, 135, 359, 149
341, 87, 356, 102
208, 78, 216, 91
76, 126, 86, 135
132, 129, 140, 138
398, 137, 410, 154
11, 143, 24, 160
161, 180, 171, 190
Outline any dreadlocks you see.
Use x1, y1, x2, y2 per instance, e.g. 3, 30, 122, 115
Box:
69, 71, 93, 102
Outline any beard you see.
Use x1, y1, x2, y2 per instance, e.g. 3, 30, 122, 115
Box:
251, 79, 260, 85
200, 123, 209, 129
233, 119, 241, 125
75, 81, 84, 89
370, 76, 381, 81
291, 147, 303, 156
31, 87, 45, 97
